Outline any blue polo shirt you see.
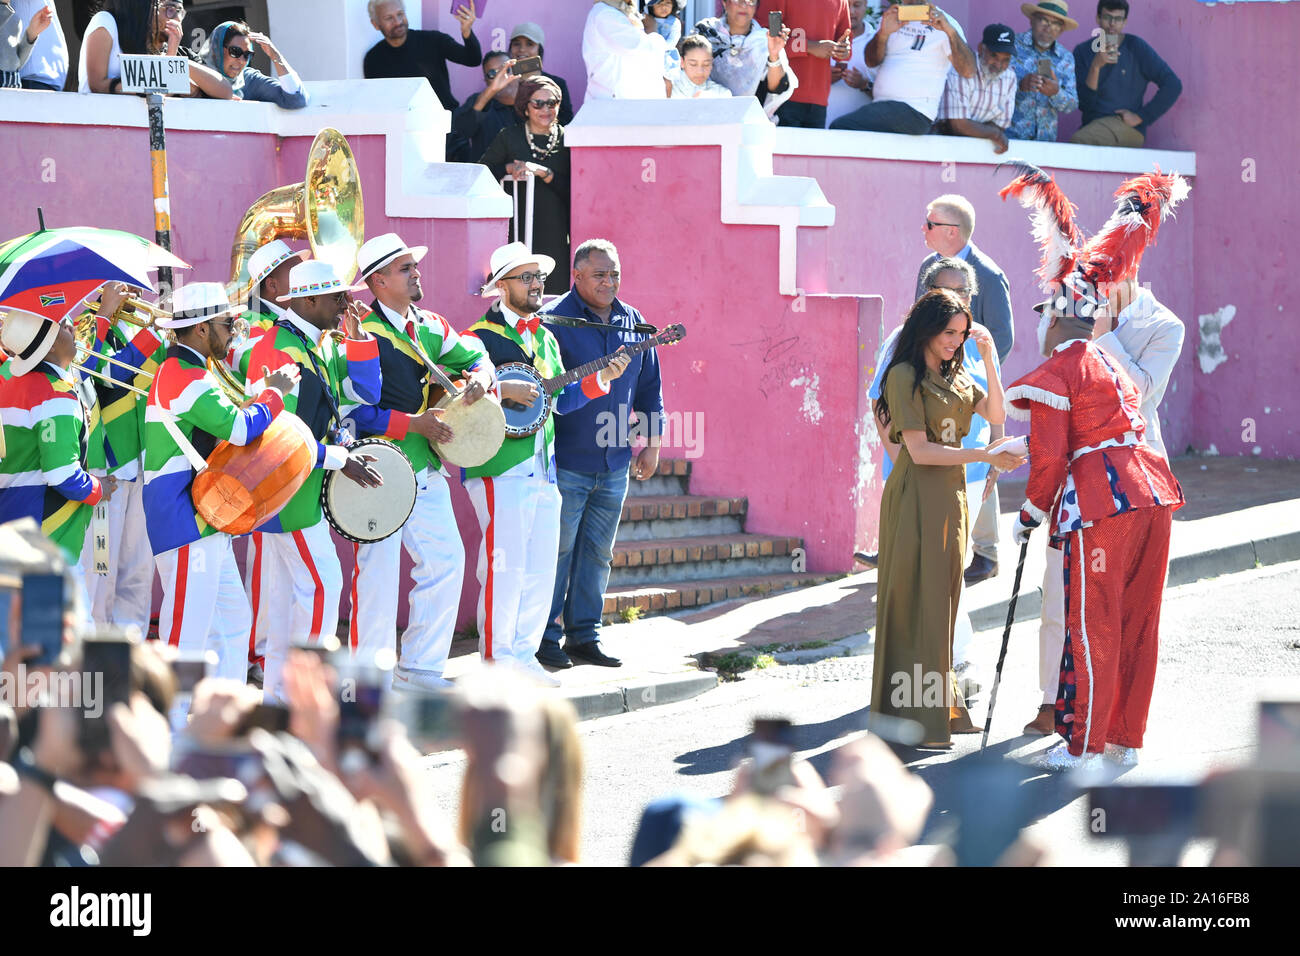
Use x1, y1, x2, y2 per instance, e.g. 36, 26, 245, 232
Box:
541, 289, 665, 474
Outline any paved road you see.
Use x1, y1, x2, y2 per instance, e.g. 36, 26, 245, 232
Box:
420, 562, 1300, 865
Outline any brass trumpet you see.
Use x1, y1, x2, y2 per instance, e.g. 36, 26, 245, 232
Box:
83, 294, 170, 329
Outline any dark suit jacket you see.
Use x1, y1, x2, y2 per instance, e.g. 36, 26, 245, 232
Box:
915, 242, 1014, 362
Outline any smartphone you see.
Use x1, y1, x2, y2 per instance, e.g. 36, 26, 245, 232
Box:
1088, 783, 1201, 838
897, 4, 932, 22
1104, 31, 1120, 53
749, 717, 797, 796
335, 661, 388, 756
176, 744, 264, 786
510, 55, 542, 76
450, 0, 486, 15
20, 572, 65, 667
171, 649, 217, 695
768, 11, 782, 35
1036, 58, 1053, 77
79, 634, 134, 756
233, 703, 291, 736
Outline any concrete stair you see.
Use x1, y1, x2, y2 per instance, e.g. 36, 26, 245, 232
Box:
602, 459, 836, 623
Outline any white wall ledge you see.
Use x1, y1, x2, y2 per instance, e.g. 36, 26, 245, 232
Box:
0, 79, 511, 220
567, 98, 835, 295
773, 127, 1196, 177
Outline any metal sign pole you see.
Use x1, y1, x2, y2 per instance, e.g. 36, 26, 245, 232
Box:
146, 92, 173, 295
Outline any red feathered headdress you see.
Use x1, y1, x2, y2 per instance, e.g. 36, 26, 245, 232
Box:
1075, 167, 1191, 290
998, 160, 1085, 287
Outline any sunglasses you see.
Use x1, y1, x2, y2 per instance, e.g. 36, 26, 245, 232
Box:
926, 219, 959, 230
226, 45, 252, 60
529, 99, 560, 110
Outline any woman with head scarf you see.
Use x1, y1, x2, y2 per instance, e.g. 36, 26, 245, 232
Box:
80, 0, 231, 97
201, 20, 307, 108
479, 75, 570, 296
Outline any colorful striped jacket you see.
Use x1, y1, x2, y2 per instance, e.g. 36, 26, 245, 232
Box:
345, 301, 492, 477
461, 305, 609, 481
244, 311, 382, 532
0, 361, 104, 561
78, 311, 167, 480
142, 344, 286, 554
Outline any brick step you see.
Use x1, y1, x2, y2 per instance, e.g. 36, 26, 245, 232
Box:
602, 572, 841, 623
625, 458, 691, 497
616, 494, 747, 542
609, 533, 803, 586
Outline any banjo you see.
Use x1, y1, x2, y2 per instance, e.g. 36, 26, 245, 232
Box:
496, 323, 686, 438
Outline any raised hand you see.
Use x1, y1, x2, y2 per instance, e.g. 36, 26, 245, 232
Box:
342, 452, 383, 488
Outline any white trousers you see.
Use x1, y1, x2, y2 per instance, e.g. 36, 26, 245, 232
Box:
1038, 544, 1066, 705
350, 473, 463, 676
245, 532, 268, 667
256, 519, 344, 703
465, 475, 562, 664
155, 534, 252, 685
81, 477, 153, 637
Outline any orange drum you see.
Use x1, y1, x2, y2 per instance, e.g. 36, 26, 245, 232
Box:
192, 412, 315, 535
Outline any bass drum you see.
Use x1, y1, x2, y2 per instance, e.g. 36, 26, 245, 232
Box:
192, 411, 315, 535
321, 438, 417, 543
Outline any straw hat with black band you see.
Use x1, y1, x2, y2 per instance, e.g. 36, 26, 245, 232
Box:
356, 233, 428, 283
1020, 0, 1079, 31
1, 310, 61, 377
157, 283, 246, 330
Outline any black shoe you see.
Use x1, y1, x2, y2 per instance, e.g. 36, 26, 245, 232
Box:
963, 553, 999, 585
853, 551, 878, 568
565, 641, 622, 667
535, 643, 573, 669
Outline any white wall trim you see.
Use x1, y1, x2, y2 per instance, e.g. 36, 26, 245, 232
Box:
566, 98, 835, 295
0, 79, 511, 220
772, 127, 1197, 177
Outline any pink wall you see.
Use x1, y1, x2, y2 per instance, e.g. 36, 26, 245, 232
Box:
568, 144, 877, 568
969, 0, 1297, 457
774, 153, 1197, 457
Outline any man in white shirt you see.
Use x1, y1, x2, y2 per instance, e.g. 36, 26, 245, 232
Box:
830, 1, 974, 133
583, 0, 668, 99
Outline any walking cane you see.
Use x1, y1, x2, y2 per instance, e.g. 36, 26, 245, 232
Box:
980, 540, 1030, 751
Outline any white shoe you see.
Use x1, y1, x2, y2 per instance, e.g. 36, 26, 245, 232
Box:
1032, 742, 1103, 772
499, 656, 561, 688
392, 665, 454, 693
1104, 743, 1140, 766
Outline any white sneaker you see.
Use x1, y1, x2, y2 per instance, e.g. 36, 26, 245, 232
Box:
1032, 742, 1103, 772
499, 656, 561, 688
392, 665, 454, 693
1104, 743, 1140, 766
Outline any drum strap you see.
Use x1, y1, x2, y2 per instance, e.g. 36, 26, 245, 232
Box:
277, 321, 343, 435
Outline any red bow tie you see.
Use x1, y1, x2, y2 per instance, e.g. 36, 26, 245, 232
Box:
515, 316, 540, 335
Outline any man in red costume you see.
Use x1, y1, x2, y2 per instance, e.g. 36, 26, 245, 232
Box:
1000, 163, 1189, 770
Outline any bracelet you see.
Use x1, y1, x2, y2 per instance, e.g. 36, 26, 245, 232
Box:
766, 58, 781, 68
14, 747, 60, 793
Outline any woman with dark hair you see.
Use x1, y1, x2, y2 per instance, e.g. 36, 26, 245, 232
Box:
871, 289, 1021, 749
479, 75, 570, 296
201, 20, 307, 108
80, 0, 231, 97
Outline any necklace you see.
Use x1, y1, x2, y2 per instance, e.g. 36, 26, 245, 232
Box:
528, 123, 560, 161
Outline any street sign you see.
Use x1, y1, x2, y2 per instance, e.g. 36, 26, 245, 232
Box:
119, 55, 190, 95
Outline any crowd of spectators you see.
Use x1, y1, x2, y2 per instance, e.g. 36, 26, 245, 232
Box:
3, 0, 1182, 155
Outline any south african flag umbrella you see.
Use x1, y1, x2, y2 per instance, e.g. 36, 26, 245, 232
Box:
0, 226, 190, 321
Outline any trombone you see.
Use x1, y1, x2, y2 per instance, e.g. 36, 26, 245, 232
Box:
82, 294, 170, 329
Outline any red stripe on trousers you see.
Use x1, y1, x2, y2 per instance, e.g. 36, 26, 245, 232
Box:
169, 544, 189, 646
249, 532, 263, 664
483, 477, 496, 661
292, 529, 326, 638
349, 542, 360, 651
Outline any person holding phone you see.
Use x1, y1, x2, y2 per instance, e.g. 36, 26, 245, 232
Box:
693, 0, 799, 123
764, 0, 852, 128
1008, 1, 1079, 142
507, 22, 574, 124
830, 1, 975, 133
364, 0, 482, 111
1070, 0, 1181, 147
581, 0, 670, 100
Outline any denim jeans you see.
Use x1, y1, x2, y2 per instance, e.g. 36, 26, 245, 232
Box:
542, 466, 630, 649
829, 99, 932, 134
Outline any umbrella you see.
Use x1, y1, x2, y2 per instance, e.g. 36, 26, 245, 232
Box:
0, 225, 189, 321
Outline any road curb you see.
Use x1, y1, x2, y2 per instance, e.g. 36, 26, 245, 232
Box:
562, 670, 718, 721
